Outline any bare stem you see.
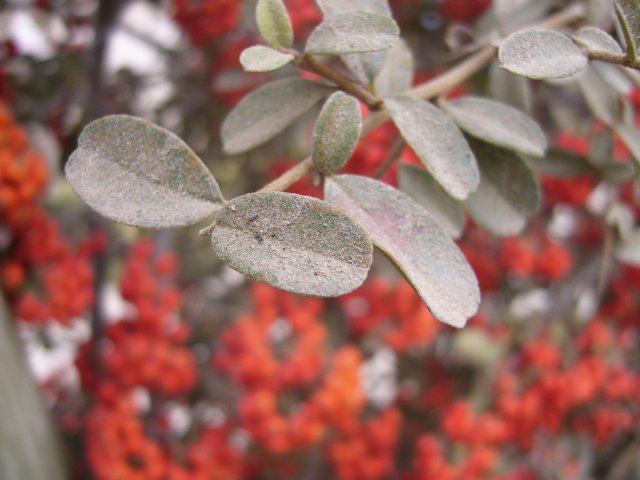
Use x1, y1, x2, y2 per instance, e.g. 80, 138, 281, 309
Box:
374, 137, 405, 179
258, 158, 315, 193
586, 50, 640, 71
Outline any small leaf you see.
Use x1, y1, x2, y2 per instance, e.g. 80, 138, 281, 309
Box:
316, 0, 392, 17
488, 61, 531, 112
530, 148, 594, 177
494, 0, 553, 33
256, 0, 294, 48
385, 95, 479, 200
614, 0, 640, 60
577, 66, 622, 127
312, 92, 362, 175
240, 46, 294, 72
211, 192, 373, 297
305, 11, 400, 55
616, 124, 640, 166
499, 29, 588, 80
398, 165, 465, 239
572, 26, 623, 54
374, 39, 414, 97
616, 230, 640, 266
325, 175, 480, 328
342, 50, 388, 85
221, 78, 332, 155
439, 96, 547, 158
65, 115, 224, 229
464, 140, 540, 236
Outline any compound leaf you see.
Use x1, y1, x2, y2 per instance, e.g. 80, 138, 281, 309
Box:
65, 115, 224, 229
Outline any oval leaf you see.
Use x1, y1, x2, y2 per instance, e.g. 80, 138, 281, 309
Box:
464, 140, 540, 236
398, 164, 465, 239
325, 175, 480, 328
316, 0, 392, 17
374, 39, 414, 97
256, 0, 294, 48
499, 29, 588, 80
65, 115, 224, 229
573, 26, 623, 54
312, 92, 362, 174
488, 60, 531, 112
614, 0, 640, 60
305, 11, 399, 55
385, 95, 479, 200
221, 78, 332, 155
240, 46, 294, 72
577, 66, 622, 127
211, 192, 373, 297
440, 96, 547, 158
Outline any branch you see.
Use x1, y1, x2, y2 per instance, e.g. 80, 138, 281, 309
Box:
586, 50, 640, 71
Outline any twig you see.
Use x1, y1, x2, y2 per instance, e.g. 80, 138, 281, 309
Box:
374, 137, 405, 179
586, 50, 640, 71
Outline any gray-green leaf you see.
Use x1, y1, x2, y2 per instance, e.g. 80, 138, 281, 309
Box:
577, 66, 622, 127
211, 192, 373, 297
256, 0, 294, 48
385, 95, 479, 200
316, 0, 391, 17
221, 78, 332, 155
499, 29, 588, 80
614, 0, 640, 60
488, 60, 531, 112
465, 140, 540, 236
325, 175, 480, 328
305, 11, 400, 55
65, 115, 224, 229
439, 96, 547, 158
399, 165, 465, 239
240, 46, 294, 72
312, 92, 362, 174
374, 39, 414, 97
616, 124, 640, 166
572, 26, 623, 54
530, 148, 594, 177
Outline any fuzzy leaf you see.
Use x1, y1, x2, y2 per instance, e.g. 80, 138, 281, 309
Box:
316, 0, 391, 17
592, 62, 633, 96
342, 50, 388, 85
256, 0, 294, 48
499, 29, 588, 80
398, 165, 465, 239
573, 26, 623, 54
312, 92, 362, 175
385, 95, 479, 200
305, 11, 399, 55
440, 96, 547, 158
488, 61, 531, 112
464, 140, 540, 236
325, 175, 480, 328
616, 124, 640, 166
240, 46, 294, 72
614, 0, 640, 60
577, 66, 622, 127
374, 39, 414, 97
211, 192, 373, 297
530, 148, 594, 177
221, 78, 332, 155
65, 115, 224, 229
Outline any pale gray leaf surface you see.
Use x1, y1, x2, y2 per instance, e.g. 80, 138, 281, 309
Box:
499, 29, 588, 80
256, 0, 294, 48
530, 148, 594, 177
341, 50, 387, 85
464, 140, 540, 236
616, 231, 640, 266
592, 62, 633, 95
221, 78, 332, 155
325, 175, 480, 328
374, 39, 414, 97
240, 46, 294, 72
587, 0, 614, 27
616, 124, 640, 166
316, 0, 391, 17
211, 192, 373, 297
312, 92, 362, 174
385, 95, 479, 200
577, 66, 622, 127
398, 165, 465, 239
305, 11, 399, 55
488, 60, 531, 112
440, 96, 547, 158
573, 26, 623, 54
614, 0, 640, 60
66, 115, 224, 229
494, 0, 553, 32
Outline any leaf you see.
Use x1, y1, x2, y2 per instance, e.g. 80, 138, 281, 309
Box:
342, 50, 388, 85
614, 0, 640, 60
577, 66, 622, 127
385, 95, 479, 200
312, 92, 362, 175
439, 96, 547, 158
210, 192, 373, 297
616, 231, 640, 266
572, 26, 623, 54
65, 115, 224, 229
488, 60, 531, 112
374, 39, 414, 97
499, 29, 588, 80
616, 123, 640, 166
398, 165, 465, 239
240, 46, 294, 72
592, 62, 633, 96
221, 78, 332, 155
464, 140, 540, 236
494, 0, 553, 32
256, 0, 294, 48
530, 148, 594, 177
305, 11, 399, 55
316, 0, 392, 17
325, 175, 480, 328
